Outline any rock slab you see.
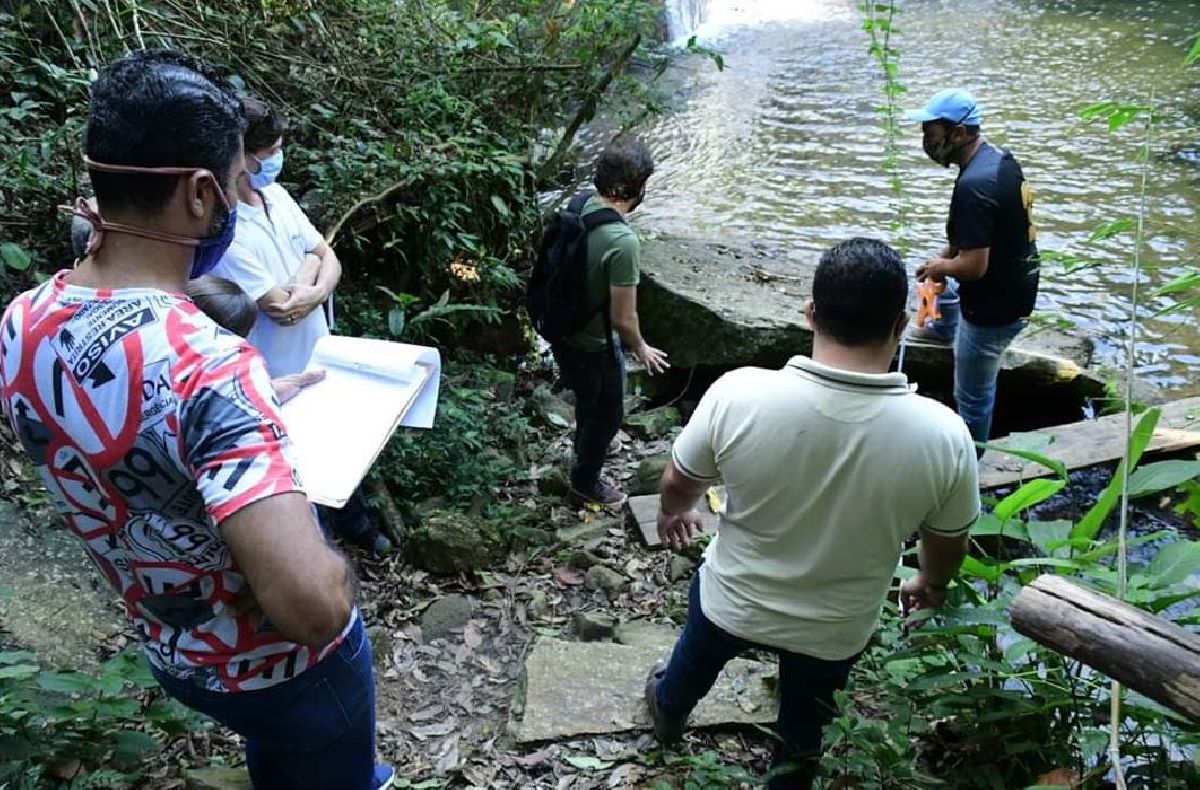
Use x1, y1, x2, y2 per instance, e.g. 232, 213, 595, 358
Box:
512, 637, 777, 742
626, 492, 722, 549
637, 235, 1103, 408
185, 766, 252, 790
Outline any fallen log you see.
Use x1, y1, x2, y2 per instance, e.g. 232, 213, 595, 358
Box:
1010, 574, 1200, 723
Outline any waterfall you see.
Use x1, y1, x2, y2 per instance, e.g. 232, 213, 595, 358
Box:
663, 0, 709, 43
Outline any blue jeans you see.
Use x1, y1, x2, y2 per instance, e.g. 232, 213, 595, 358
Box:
655, 574, 858, 789
954, 316, 1025, 446
154, 615, 378, 790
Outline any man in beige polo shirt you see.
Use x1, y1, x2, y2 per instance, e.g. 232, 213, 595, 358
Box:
645, 238, 979, 789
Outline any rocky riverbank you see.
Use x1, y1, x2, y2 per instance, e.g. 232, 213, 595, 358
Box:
634, 233, 1109, 432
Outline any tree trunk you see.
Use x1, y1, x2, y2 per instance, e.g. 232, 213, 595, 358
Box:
1010, 574, 1200, 723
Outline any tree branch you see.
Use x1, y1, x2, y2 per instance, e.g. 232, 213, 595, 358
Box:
535, 33, 641, 186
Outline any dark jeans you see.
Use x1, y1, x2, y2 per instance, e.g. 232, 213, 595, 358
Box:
655, 575, 858, 789
317, 484, 375, 543
551, 341, 624, 489
154, 615, 378, 790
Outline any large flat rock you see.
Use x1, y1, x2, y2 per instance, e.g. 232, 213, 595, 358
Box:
0, 500, 123, 668
626, 490, 722, 549
512, 637, 777, 742
637, 236, 1104, 413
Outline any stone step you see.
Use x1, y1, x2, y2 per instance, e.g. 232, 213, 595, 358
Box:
626, 491, 721, 549
511, 637, 777, 743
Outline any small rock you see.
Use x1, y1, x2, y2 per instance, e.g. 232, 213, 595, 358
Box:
529, 589, 552, 620
556, 518, 618, 545
574, 611, 616, 641
185, 766, 252, 790
507, 525, 556, 549
567, 550, 603, 569
421, 595, 473, 640
630, 452, 670, 496
624, 406, 682, 439
669, 555, 696, 582
530, 384, 575, 428
482, 588, 504, 602
537, 469, 571, 497
585, 565, 627, 599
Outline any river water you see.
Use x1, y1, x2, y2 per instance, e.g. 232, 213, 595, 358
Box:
641, 0, 1200, 395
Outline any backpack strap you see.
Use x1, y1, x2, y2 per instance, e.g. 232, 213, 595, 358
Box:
566, 190, 592, 214
568, 192, 627, 361
582, 208, 624, 231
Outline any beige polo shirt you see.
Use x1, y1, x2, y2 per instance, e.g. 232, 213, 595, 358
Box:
673, 356, 979, 661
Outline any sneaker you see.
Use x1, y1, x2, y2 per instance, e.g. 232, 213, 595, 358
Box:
338, 510, 394, 555
361, 531, 395, 555
569, 478, 628, 508
644, 660, 685, 746
374, 765, 396, 789
905, 322, 953, 343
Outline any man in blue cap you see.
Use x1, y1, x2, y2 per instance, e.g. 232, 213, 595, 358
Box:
906, 89, 1040, 448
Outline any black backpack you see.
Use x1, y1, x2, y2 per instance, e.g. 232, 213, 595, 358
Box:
527, 191, 624, 349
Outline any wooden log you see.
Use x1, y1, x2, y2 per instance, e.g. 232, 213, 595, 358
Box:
1010, 574, 1200, 723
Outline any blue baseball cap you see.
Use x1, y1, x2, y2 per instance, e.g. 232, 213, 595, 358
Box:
905, 89, 983, 126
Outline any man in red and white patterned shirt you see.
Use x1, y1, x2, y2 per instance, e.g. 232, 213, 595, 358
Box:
0, 50, 392, 789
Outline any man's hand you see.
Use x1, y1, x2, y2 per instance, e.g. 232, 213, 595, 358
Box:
271, 369, 326, 404
916, 258, 949, 282
633, 343, 670, 375
900, 571, 949, 621
657, 508, 703, 551
264, 283, 326, 325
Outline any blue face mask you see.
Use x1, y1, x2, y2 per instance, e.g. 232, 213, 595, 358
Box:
69, 157, 239, 280
190, 204, 237, 278
248, 150, 284, 190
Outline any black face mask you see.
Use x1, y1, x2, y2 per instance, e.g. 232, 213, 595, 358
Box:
923, 104, 977, 168
627, 183, 647, 212
924, 130, 962, 168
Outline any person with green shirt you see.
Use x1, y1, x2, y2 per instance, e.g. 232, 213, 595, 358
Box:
554, 135, 669, 507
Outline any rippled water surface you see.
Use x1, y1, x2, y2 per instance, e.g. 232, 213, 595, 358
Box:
635, 0, 1200, 393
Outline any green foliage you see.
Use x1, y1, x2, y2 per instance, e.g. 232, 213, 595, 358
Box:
653, 750, 753, 789
373, 360, 534, 506
858, 1, 910, 244
822, 409, 1200, 788
0, 647, 199, 786
0, 0, 673, 325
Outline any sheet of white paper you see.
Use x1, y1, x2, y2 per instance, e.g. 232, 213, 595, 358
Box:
281, 336, 441, 506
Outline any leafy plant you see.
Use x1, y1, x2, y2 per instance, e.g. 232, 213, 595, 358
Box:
654, 750, 753, 789
821, 414, 1200, 788
0, 647, 200, 786
372, 360, 535, 507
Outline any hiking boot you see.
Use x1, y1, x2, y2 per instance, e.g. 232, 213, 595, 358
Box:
644, 660, 685, 746
569, 478, 628, 508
